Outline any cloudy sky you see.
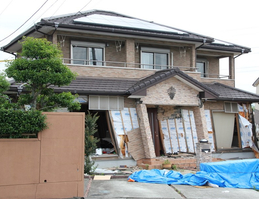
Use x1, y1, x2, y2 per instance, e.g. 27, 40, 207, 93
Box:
0, 0, 258, 93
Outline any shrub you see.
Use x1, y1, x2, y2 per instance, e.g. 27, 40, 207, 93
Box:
0, 109, 47, 138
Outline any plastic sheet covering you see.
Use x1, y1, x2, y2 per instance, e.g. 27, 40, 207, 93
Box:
128, 159, 259, 189
204, 110, 215, 151
239, 114, 253, 148
182, 110, 195, 153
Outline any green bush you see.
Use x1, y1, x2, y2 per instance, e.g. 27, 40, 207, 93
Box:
0, 109, 47, 138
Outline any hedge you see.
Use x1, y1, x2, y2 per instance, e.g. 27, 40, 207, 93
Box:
0, 109, 47, 138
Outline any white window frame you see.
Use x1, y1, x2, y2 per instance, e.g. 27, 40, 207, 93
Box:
71, 41, 105, 65
140, 47, 170, 70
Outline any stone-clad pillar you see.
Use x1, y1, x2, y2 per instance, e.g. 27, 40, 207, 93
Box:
193, 106, 208, 140
136, 103, 156, 158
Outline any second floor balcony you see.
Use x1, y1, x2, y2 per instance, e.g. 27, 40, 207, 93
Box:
62, 58, 235, 87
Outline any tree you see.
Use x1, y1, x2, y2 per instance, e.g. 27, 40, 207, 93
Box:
5, 37, 80, 111
84, 111, 99, 174
0, 73, 10, 106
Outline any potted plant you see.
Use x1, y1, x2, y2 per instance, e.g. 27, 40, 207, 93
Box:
162, 159, 171, 169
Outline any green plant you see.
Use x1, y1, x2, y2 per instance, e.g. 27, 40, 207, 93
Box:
84, 111, 99, 174
171, 164, 178, 170
163, 159, 171, 165
5, 37, 80, 111
145, 164, 149, 170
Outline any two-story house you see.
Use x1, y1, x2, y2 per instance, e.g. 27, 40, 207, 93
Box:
2, 10, 259, 168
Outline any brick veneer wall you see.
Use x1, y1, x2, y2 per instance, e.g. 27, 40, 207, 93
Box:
141, 77, 199, 106
136, 103, 156, 158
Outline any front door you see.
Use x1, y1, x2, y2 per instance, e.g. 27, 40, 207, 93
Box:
147, 108, 162, 156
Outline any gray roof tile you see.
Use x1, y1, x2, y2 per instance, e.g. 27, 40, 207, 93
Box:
204, 83, 259, 102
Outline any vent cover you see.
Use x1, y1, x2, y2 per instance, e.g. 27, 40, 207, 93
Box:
89, 95, 124, 110
224, 102, 238, 113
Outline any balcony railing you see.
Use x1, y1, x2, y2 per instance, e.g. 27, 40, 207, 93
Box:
62, 58, 230, 79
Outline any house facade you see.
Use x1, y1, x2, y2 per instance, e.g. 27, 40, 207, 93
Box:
2, 10, 259, 167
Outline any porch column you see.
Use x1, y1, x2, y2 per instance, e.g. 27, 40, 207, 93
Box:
136, 103, 156, 158
190, 45, 196, 71
125, 39, 135, 68
229, 56, 235, 81
52, 32, 58, 45
193, 106, 208, 140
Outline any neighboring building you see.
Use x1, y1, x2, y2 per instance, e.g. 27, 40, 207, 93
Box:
2, 10, 259, 166
253, 78, 259, 146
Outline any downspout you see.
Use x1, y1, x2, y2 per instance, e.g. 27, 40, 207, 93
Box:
234, 49, 245, 59
34, 22, 59, 39
195, 38, 207, 50
0, 49, 17, 59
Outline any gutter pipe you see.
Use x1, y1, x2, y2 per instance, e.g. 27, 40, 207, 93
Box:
234, 49, 245, 59
195, 38, 207, 50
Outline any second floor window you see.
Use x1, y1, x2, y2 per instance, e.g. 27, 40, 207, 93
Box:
141, 47, 170, 70
71, 41, 105, 66
196, 59, 207, 77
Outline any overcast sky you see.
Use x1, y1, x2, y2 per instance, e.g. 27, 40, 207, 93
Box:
0, 0, 258, 93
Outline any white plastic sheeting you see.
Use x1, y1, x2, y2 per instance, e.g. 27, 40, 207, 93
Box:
204, 110, 215, 151
160, 109, 198, 154
239, 114, 253, 148
110, 108, 139, 158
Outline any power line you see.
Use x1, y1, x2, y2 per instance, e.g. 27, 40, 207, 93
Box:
0, 0, 49, 44
0, 0, 14, 17
49, 0, 67, 19
79, 0, 93, 12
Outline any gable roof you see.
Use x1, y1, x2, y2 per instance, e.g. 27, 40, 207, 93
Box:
127, 67, 218, 98
1, 10, 250, 54
204, 82, 259, 102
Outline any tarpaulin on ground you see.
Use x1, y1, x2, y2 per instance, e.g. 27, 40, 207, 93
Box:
128, 159, 259, 189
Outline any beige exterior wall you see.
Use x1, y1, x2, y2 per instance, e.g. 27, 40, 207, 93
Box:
57, 30, 236, 85
69, 65, 155, 79
204, 101, 225, 110
140, 77, 200, 106
0, 112, 85, 199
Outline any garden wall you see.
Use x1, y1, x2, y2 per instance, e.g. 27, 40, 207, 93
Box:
0, 112, 85, 199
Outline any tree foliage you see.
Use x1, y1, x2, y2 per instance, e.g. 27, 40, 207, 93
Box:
5, 37, 80, 111
84, 111, 99, 174
0, 73, 11, 106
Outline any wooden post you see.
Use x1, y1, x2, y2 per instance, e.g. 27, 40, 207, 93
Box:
174, 119, 181, 152
166, 119, 174, 154
235, 113, 242, 148
158, 121, 166, 154
188, 110, 196, 153
106, 111, 118, 154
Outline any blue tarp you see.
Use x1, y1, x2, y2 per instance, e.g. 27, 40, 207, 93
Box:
128, 159, 259, 189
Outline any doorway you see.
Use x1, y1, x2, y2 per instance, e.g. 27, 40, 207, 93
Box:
147, 108, 162, 156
